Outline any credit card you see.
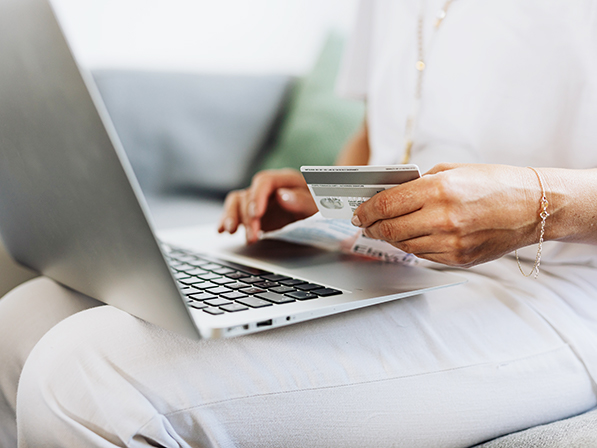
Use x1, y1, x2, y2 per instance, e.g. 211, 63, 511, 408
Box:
301, 165, 421, 219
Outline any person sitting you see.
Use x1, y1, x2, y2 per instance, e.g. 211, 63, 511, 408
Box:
1, 1, 597, 446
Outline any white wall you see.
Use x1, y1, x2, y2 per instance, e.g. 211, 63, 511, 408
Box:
51, 0, 360, 75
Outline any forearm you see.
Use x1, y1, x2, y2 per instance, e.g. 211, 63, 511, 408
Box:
540, 168, 597, 245
334, 120, 370, 166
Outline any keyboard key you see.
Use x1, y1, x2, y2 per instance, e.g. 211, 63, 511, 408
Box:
174, 263, 195, 271
226, 282, 250, 290
192, 281, 219, 290
270, 286, 297, 294
204, 298, 233, 307
176, 255, 200, 263
184, 268, 209, 276
279, 279, 306, 286
178, 278, 206, 286
188, 292, 218, 301
205, 286, 233, 295
236, 297, 273, 309
254, 281, 279, 289
256, 292, 295, 304
221, 291, 248, 300
260, 274, 290, 282
213, 267, 235, 275
188, 302, 208, 310
239, 276, 262, 284
295, 283, 322, 291
220, 303, 249, 313
201, 263, 224, 271
203, 307, 225, 316
211, 277, 235, 285
313, 288, 342, 297
198, 273, 222, 281
180, 287, 204, 296
174, 272, 191, 280
225, 271, 248, 279
240, 287, 266, 295
286, 291, 318, 300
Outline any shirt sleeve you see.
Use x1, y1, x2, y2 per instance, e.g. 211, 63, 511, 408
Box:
335, 0, 375, 100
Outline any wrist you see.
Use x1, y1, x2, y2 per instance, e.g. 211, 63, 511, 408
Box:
534, 168, 572, 242
515, 166, 550, 278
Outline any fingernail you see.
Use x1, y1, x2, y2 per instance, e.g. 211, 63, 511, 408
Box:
224, 217, 234, 233
279, 189, 294, 203
351, 214, 362, 227
248, 202, 257, 218
246, 227, 254, 241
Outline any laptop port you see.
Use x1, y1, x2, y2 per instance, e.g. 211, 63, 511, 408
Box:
256, 319, 273, 327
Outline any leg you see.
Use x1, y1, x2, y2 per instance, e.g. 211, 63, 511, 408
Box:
0, 278, 101, 447
16, 261, 597, 447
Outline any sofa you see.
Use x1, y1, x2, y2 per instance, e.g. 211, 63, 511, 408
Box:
94, 33, 365, 232
0, 34, 595, 447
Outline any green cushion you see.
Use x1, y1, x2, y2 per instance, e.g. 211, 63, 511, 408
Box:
258, 33, 365, 171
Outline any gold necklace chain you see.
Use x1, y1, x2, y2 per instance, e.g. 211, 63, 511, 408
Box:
402, 0, 456, 164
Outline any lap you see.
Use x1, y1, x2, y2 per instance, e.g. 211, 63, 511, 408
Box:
15, 260, 597, 447
0, 277, 100, 448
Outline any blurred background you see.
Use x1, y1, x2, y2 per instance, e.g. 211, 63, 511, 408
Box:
51, 0, 359, 75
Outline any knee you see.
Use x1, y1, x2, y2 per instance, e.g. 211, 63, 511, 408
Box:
0, 277, 101, 367
16, 306, 145, 445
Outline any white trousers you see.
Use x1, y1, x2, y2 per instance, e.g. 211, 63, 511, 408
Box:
2, 258, 597, 448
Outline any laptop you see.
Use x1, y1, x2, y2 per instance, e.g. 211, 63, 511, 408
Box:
0, 0, 464, 340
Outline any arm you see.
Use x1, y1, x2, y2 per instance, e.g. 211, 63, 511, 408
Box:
219, 120, 370, 243
351, 163, 597, 268
537, 167, 597, 245
334, 121, 370, 166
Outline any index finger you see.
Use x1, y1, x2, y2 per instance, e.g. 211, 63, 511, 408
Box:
352, 178, 425, 228
247, 169, 307, 219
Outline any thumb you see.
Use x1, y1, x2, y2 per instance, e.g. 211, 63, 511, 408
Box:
276, 188, 317, 215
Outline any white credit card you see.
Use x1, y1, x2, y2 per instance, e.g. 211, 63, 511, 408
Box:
301, 164, 421, 219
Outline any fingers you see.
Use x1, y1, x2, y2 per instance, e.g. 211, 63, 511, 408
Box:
387, 235, 464, 266
388, 229, 516, 268
275, 188, 318, 215
352, 163, 538, 268
362, 212, 432, 243
353, 163, 471, 229
218, 190, 242, 234
247, 169, 308, 219
218, 168, 312, 244
352, 179, 426, 229
422, 162, 461, 176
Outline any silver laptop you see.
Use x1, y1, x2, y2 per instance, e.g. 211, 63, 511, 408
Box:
0, 0, 464, 340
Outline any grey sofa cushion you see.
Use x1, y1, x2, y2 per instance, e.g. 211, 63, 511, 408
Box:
475, 407, 597, 447
93, 70, 292, 195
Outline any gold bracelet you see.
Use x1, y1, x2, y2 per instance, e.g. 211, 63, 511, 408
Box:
515, 167, 550, 279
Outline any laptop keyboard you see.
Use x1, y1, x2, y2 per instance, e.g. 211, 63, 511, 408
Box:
164, 247, 342, 316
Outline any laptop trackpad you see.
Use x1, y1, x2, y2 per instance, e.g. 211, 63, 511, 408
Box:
231, 239, 351, 270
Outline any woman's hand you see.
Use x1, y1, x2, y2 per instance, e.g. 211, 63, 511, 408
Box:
218, 168, 318, 244
351, 163, 544, 267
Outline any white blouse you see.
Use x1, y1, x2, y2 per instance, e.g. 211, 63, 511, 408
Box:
337, 0, 597, 267
338, 0, 597, 170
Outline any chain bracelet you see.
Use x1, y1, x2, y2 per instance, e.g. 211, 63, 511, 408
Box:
515, 167, 550, 279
